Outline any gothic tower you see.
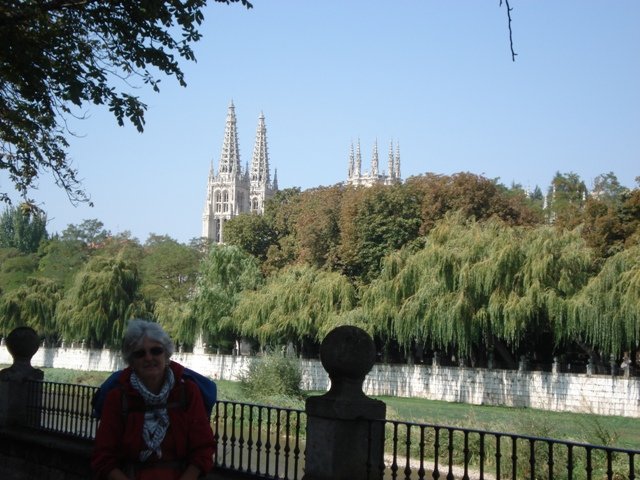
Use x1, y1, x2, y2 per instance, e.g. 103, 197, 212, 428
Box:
202, 102, 276, 243
346, 139, 401, 187
249, 112, 276, 213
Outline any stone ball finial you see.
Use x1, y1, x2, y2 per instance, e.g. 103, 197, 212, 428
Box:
6, 326, 40, 364
320, 325, 376, 381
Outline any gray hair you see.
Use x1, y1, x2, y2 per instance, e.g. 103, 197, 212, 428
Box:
122, 319, 174, 365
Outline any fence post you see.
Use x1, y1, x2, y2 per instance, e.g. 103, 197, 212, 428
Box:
0, 327, 43, 427
303, 325, 386, 480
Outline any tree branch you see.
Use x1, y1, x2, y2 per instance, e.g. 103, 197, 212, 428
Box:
499, 0, 517, 61
0, 0, 98, 26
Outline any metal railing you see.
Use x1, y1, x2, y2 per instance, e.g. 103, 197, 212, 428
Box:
25, 380, 98, 440
214, 400, 305, 479
374, 419, 639, 480
23, 380, 640, 480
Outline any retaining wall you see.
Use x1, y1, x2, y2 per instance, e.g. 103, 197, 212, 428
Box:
1, 345, 638, 417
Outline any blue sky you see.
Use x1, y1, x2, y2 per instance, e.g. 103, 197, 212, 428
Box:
16, 1, 640, 243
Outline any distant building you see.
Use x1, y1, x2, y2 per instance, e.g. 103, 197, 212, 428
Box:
202, 102, 277, 243
346, 139, 401, 187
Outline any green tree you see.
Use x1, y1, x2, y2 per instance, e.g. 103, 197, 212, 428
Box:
232, 265, 357, 351
592, 172, 628, 204
139, 234, 199, 337
37, 237, 88, 287
0, 247, 39, 292
0, 0, 252, 205
362, 213, 593, 364
224, 213, 275, 262
0, 206, 48, 253
0, 277, 62, 341
186, 244, 262, 349
568, 244, 640, 357
547, 172, 588, 229
621, 185, 640, 247
294, 186, 344, 269
407, 172, 541, 235
92, 231, 144, 263
338, 184, 422, 281
140, 234, 199, 304
261, 188, 302, 273
56, 254, 146, 346
61, 219, 110, 246
580, 173, 637, 259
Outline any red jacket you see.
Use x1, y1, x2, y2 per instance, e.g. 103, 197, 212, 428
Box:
91, 361, 215, 480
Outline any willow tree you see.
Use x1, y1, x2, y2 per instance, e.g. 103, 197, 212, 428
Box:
362, 212, 593, 363
567, 244, 640, 357
231, 265, 357, 352
0, 277, 62, 341
186, 244, 263, 349
56, 255, 146, 347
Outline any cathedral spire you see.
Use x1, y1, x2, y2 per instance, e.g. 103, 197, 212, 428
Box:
355, 139, 362, 177
348, 142, 355, 179
273, 168, 279, 190
394, 142, 401, 180
218, 101, 242, 180
346, 137, 401, 187
371, 139, 379, 176
250, 111, 270, 186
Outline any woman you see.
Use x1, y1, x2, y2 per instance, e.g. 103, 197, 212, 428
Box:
92, 320, 215, 480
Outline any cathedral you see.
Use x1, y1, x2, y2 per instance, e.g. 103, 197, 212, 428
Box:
346, 139, 401, 187
202, 103, 403, 244
202, 102, 277, 243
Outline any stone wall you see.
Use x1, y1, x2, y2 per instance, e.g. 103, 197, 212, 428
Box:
364, 364, 640, 417
1, 345, 638, 417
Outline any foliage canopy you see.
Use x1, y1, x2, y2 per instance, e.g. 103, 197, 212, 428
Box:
0, 0, 252, 205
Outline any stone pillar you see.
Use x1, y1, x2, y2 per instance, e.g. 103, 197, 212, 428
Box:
0, 327, 43, 427
304, 326, 386, 480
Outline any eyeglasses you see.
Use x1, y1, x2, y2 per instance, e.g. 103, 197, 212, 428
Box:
131, 346, 165, 359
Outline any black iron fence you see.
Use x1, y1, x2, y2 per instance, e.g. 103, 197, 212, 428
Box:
25, 380, 98, 440
214, 400, 305, 479
375, 419, 639, 480
24, 380, 640, 480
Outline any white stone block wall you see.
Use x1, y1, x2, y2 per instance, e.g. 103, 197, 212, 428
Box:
1, 345, 638, 417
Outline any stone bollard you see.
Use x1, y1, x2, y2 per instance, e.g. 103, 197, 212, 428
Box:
0, 327, 43, 427
304, 326, 386, 480
432, 351, 440, 367
552, 356, 560, 374
518, 355, 528, 372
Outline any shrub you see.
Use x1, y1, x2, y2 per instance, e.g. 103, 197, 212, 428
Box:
239, 354, 303, 403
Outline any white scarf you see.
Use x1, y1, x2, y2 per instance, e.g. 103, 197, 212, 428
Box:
130, 368, 175, 461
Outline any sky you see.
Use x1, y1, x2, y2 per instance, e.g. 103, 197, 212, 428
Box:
9, 1, 640, 244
